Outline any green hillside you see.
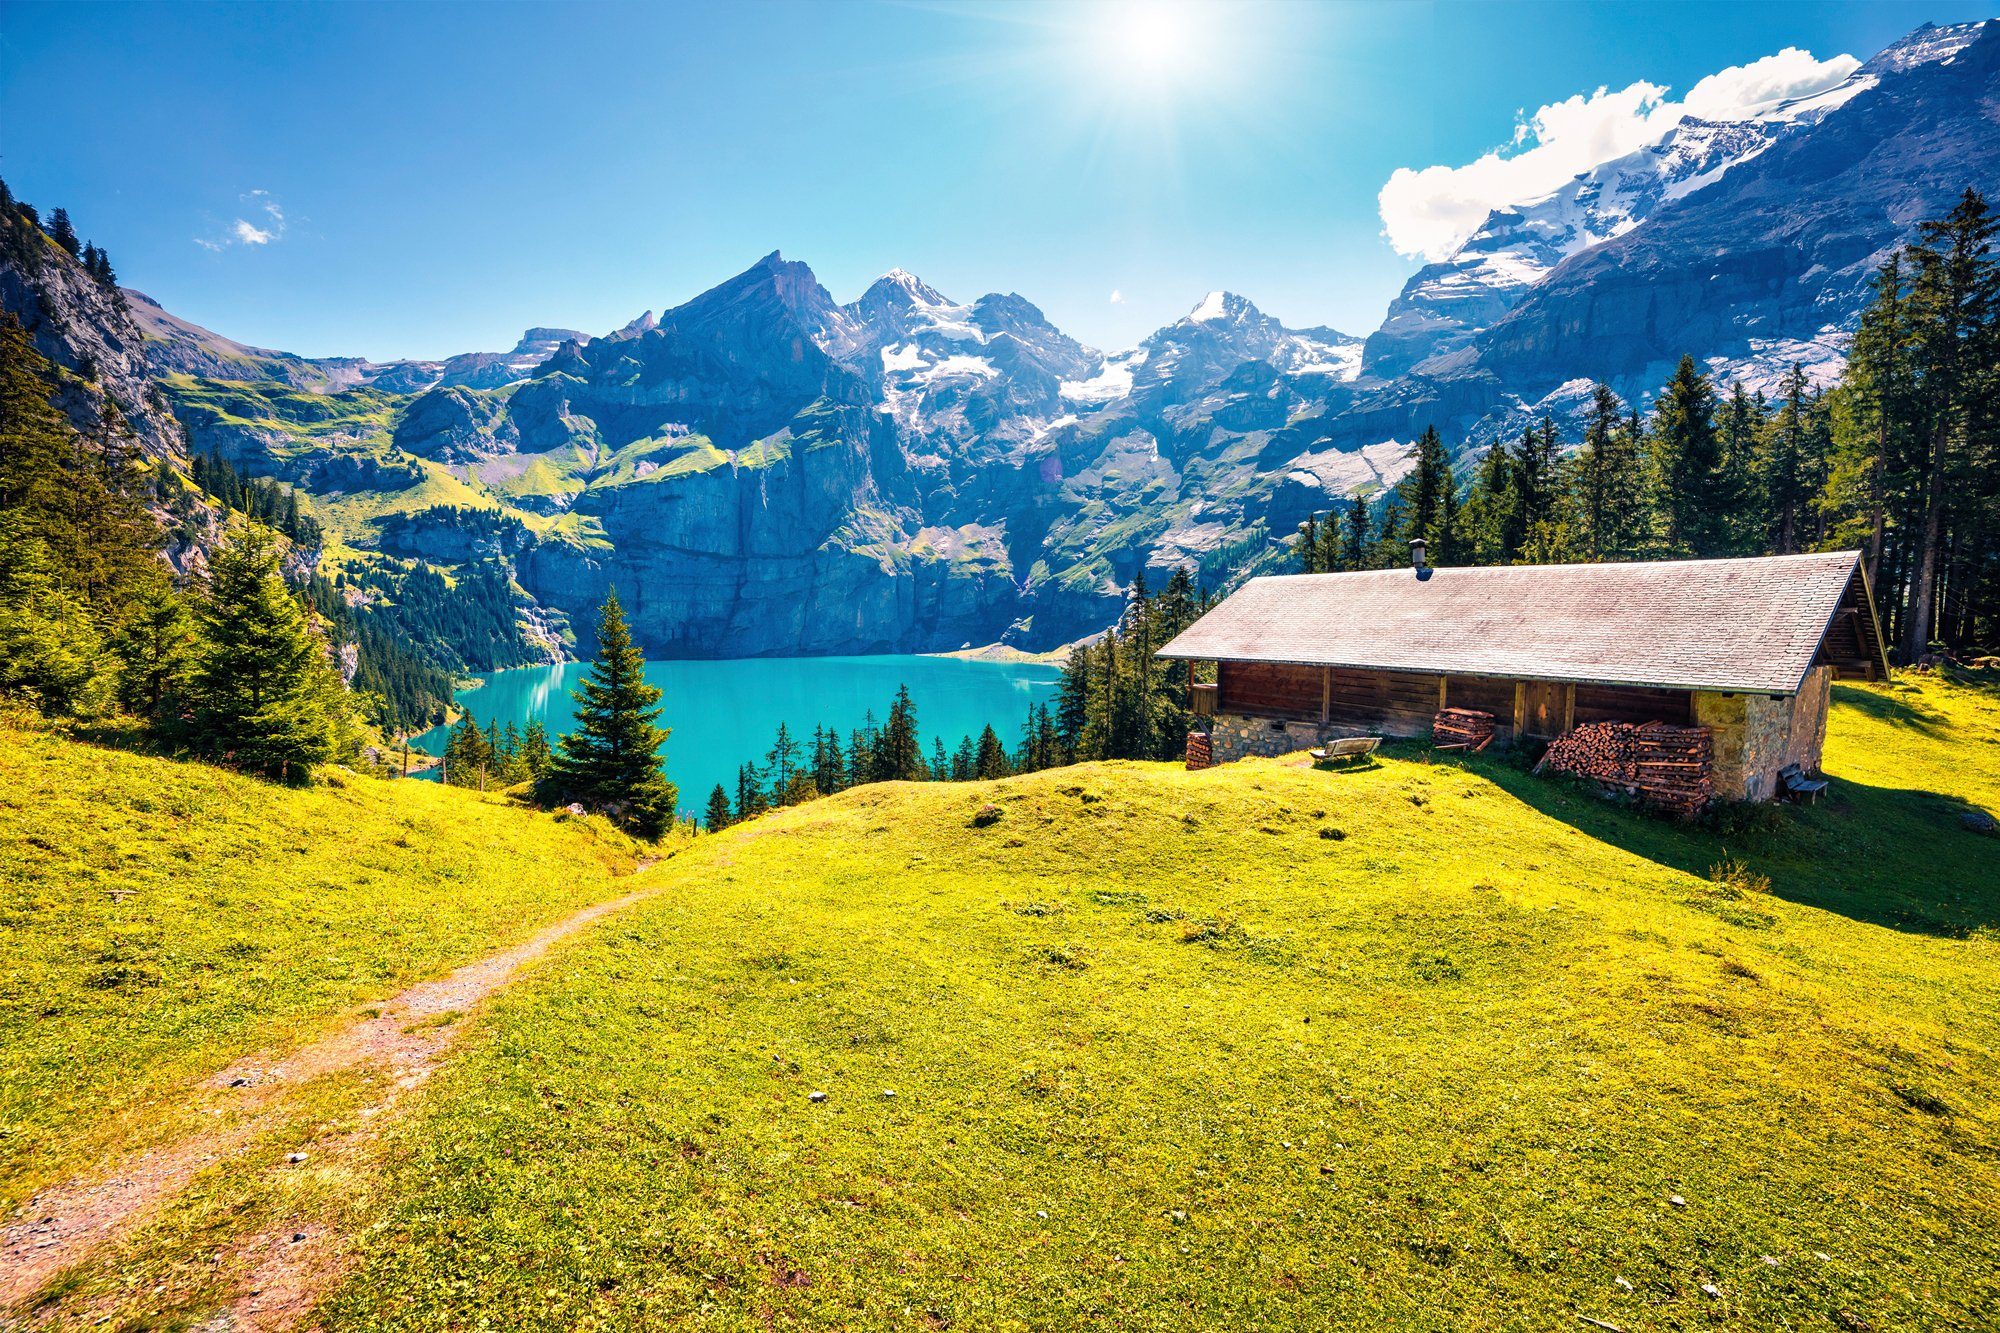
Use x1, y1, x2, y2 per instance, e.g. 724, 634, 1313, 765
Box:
5, 678, 1998, 1330
0, 725, 650, 1206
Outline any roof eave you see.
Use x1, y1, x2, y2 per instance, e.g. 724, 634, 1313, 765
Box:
1154, 649, 1796, 696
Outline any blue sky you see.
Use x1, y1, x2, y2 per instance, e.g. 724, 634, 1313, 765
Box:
3, 0, 1992, 360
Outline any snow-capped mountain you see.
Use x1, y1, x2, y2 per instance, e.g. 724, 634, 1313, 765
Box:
1363, 116, 1782, 378
1362, 20, 1996, 383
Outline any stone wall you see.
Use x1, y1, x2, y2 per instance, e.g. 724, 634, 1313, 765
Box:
1695, 666, 1833, 801
1200, 714, 1373, 765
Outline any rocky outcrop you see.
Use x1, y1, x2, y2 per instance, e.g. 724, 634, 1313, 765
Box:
393, 386, 520, 462
1, 212, 186, 462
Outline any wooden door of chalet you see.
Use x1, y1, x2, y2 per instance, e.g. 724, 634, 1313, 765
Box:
1520, 682, 1565, 739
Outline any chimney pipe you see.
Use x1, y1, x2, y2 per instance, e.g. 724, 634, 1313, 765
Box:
1409, 538, 1427, 572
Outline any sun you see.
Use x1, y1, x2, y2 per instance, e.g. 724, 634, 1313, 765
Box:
1095, 0, 1203, 87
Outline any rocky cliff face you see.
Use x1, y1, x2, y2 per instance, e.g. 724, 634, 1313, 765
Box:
1, 212, 186, 463
1469, 21, 2000, 401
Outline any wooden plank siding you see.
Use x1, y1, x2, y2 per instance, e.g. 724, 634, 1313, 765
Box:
1217, 660, 1699, 740
1573, 682, 1695, 727
1217, 661, 1324, 720
1324, 668, 1439, 736
1440, 675, 1515, 719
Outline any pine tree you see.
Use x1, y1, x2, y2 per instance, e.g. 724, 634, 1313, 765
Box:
704, 784, 733, 832
974, 724, 1012, 779
735, 761, 767, 822
1758, 366, 1813, 554
1402, 426, 1459, 562
188, 530, 347, 782
873, 685, 926, 781
766, 722, 800, 800
931, 736, 952, 781
48, 207, 80, 257
112, 585, 195, 722
520, 719, 554, 778
0, 518, 110, 716
1573, 384, 1646, 561
1648, 355, 1728, 556
1510, 419, 1563, 559
1899, 190, 1998, 659
1460, 438, 1515, 565
1340, 495, 1369, 569
547, 590, 676, 837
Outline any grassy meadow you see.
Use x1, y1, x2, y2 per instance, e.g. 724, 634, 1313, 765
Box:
0, 722, 648, 1207
3, 677, 1996, 1330
314, 676, 1999, 1331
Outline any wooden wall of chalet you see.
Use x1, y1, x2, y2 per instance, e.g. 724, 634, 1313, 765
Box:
1216, 661, 1323, 719
1217, 660, 1700, 740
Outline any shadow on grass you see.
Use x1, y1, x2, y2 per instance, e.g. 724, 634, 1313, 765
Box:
1440, 748, 2000, 940
1829, 683, 1949, 736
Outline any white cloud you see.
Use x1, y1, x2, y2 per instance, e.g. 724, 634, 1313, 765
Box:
1377, 47, 1857, 262
1682, 46, 1860, 119
1109, 289, 1126, 304
198, 191, 289, 250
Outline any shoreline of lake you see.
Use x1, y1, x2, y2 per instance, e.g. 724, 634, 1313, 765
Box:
409, 655, 1064, 815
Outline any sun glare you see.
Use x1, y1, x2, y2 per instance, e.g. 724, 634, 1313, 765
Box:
1096, 0, 1203, 87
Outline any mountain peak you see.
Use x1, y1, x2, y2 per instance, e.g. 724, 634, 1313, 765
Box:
862, 268, 952, 309
1861, 18, 1992, 76
1186, 291, 1263, 325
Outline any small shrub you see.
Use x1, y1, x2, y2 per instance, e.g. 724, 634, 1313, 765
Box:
1012, 902, 1057, 917
1708, 858, 1772, 897
1180, 919, 1230, 944
1088, 890, 1147, 907
1043, 947, 1087, 971
1318, 827, 1346, 841
1408, 952, 1462, 982
970, 804, 1003, 828
1145, 908, 1185, 924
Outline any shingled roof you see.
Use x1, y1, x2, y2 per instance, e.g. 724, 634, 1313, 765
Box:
1155, 551, 1887, 694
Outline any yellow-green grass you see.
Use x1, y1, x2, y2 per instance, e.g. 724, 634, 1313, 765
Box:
321, 677, 1999, 1330
0, 723, 648, 1207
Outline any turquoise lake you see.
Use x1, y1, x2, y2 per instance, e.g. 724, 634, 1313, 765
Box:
410, 655, 1063, 814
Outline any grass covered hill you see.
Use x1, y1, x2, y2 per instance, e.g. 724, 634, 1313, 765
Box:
3, 677, 1997, 1330
316, 677, 2000, 1332
0, 722, 650, 1208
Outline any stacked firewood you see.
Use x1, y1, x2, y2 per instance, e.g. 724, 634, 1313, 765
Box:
1539, 721, 1714, 816
1185, 731, 1213, 771
1432, 708, 1496, 749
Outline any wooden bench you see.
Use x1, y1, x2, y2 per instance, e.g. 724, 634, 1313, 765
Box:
1310, 736, 1382, 766
1778, 763, 1828, 804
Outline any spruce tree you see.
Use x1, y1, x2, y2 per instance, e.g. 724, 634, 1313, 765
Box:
1759, 366, 1813, 554
704, 784, 733, 832
766, 722, 800, 798
974, 724, 1012, 779
873, 685, 926, 781
112, 585, 195, 722
520, 719, 554, 778
547, 590, 676, 837
188, 530, 346, 782
1648, 355, 1727, 556
48, 207, 80, 257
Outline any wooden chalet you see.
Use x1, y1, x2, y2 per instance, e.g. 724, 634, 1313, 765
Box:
1155, 547, 1890, 802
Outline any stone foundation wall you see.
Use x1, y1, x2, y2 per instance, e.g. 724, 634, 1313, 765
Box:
1200, 714, 1373, 765
1694, 666, 1832, 801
